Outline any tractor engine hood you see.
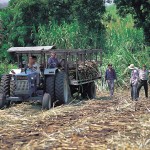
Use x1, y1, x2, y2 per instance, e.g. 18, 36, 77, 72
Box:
14, 72, 38, 97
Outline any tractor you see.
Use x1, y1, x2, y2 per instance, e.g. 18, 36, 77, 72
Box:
0, 46, 102, 109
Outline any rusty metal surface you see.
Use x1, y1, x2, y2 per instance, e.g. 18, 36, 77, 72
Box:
7, 46, 56, 53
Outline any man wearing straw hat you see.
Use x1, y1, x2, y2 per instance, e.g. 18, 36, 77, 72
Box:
128, 64, 139, 101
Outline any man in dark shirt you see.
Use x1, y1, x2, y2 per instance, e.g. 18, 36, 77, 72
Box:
105, 64, 117, 98
48, 52, 59, 68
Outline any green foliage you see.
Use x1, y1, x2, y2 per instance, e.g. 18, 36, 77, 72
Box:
46, 0, 74, 24
0, 0, 106, 57
104, 6, 144, 52
102, 6, 150, 87
38, 20, 105, 49
72, 0, 105, 31
115, 0, 150, 45
0, 61, 17, 76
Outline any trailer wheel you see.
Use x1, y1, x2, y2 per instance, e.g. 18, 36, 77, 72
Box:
42, 93, 51, 110
88, 82, 96, 99
0, 75, 10, 108
55, 72, 71, 104
46, 76, 55, 103
81, 84, 88, 99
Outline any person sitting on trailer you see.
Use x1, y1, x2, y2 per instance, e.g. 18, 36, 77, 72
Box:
47, 51, 59, 68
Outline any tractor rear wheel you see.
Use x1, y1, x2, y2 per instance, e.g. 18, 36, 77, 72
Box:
10, 79, 16, 96
45, 76, 55, 103
55, 71, 71, 105
0, 94, 6, 109
0, 74, 10, 108
42, 93, 51, 110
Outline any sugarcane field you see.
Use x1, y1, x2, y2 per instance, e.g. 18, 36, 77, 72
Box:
0, 0, 150, 150
0, 90, 150, 149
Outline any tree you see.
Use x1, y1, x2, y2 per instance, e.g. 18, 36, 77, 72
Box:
1, 0, 74, 47
73, 0, 105, 31
0, 17, 3, 46
115, 0, 150, 45
1, 0, 106, 51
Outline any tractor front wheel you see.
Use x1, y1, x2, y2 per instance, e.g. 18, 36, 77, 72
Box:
42, 93, 51, 110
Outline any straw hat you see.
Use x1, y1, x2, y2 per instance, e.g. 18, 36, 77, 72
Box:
128, 64, 135, 69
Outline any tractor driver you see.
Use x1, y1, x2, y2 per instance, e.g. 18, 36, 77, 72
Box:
26, 55, 40, 72
25, 55, 40, 87
48, 52, 59, 68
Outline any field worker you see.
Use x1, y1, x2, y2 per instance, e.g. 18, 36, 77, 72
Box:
128, 64, 139, 101
48, 51, 59, 68
137, 65, 149, 98
105, 64, 117, 98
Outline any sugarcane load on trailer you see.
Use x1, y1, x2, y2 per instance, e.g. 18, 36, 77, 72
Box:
0, 46, 102, 109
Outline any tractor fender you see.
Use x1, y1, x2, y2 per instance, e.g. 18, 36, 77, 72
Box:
44, 68, 58, 75
9, 69, 21, 75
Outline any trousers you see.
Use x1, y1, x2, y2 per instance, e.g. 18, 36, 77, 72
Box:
137, 80, 148, 98
131, 84, 138, 100
107, 80, 114, 96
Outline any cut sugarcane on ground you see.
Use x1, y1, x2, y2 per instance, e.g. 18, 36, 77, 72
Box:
0, 89, 150, 150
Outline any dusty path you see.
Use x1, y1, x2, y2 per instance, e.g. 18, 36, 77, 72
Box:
0, 90, 150, 150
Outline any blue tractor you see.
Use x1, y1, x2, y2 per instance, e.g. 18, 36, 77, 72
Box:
0, 46, 71, 109
0, 46, 102, 109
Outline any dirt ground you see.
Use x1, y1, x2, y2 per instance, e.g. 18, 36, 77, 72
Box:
0, 89, 150, 150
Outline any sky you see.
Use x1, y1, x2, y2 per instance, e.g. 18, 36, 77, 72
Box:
0, 0, 9, 8
0, 0, 9, 3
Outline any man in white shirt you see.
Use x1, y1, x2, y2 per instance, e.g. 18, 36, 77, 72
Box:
137, 65, 149, 98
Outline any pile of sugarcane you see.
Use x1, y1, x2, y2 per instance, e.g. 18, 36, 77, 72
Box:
69, 61, 100, 81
